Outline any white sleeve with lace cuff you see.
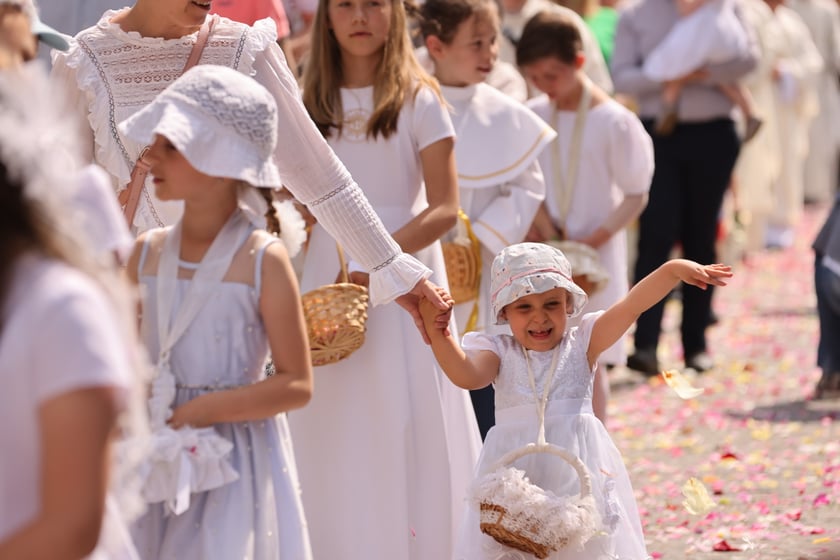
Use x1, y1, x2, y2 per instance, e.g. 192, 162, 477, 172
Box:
252, 42, 431, 305
307, 180, 431, 305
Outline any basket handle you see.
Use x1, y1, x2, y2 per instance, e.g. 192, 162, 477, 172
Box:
336, 243, 349, 284
488, 442, 593, 499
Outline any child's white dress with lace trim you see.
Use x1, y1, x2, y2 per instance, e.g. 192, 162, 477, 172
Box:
456, 312, 649, 560
130, 225, 311, 560
643, 0, 750, 82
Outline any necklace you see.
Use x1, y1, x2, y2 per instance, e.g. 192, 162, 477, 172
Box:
342, 87, 370, 141
523, 345, 562, 446
549, 78, 592, 238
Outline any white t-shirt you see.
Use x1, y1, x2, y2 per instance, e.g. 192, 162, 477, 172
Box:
0, 255, 131, 541
73, 164, 134, 263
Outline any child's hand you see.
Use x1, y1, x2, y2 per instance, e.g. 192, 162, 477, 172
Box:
418, 287, 453, 336
396, 279, 453, 344
675, 261, 733, 290
168, 395, 213, 430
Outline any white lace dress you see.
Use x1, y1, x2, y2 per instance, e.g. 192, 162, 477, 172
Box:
456, 313, 649, 560
51, 10, 429, 307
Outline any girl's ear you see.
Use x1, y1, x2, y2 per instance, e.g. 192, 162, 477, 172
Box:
425, 35, 445, 61
574, 51, 586, 70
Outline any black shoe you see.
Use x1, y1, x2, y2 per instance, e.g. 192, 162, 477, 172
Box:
707, 310, 719, 326
685, 351, 714, 372
815, 372, 840, 400
627, 348, 660, 376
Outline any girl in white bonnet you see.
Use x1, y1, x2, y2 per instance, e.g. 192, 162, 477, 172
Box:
120, 64, 316, 559
420, 242, 732, 559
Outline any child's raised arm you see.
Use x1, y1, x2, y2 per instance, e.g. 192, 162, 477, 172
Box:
588, 259, 732, 365
418, 296, 499, 391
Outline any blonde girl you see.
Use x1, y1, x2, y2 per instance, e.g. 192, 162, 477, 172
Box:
289, 0, 482, 557
121, 65, 315, 560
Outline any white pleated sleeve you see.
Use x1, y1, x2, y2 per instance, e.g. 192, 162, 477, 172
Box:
251, 40, 431, 306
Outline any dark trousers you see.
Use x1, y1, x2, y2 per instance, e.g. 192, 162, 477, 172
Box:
469, 386, 495, 441
815, 255, 840, 375
633, 119, 740, 357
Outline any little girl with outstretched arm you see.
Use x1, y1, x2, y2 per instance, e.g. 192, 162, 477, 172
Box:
420, 242, 732, 559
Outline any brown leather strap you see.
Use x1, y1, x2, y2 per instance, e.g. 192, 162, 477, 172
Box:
121, 14, 219, 227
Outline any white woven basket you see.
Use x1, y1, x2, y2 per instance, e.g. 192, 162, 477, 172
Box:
474, 442, 600, 559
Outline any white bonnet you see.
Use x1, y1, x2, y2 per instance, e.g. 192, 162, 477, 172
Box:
490, 242, 588, 324
119, 65, 282, 189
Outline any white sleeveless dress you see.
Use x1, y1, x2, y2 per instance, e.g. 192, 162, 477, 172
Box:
131, 221, 311, 560
457, 313, 649, 560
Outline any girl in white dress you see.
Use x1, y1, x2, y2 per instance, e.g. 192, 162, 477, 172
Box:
419, 242, 733, 560
516, 11, 654, 425
418, 0, 555, 438
288, 0, 482, 556
120, 65, 317, 560
641, 0, 761, 137
0, 61, 145, 559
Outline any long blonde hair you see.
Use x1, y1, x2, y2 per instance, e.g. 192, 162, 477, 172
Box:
303, 0, 440, 139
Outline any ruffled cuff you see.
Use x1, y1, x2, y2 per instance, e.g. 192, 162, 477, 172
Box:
367, 253, 431, 307
140, 426, 239, 515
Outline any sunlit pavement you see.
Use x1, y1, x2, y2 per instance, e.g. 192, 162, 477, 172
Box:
610, 203, 840, 559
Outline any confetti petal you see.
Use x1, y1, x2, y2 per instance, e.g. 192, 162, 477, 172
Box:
682, 477, 716, 515
661, 369, 705, 399
712, 539, 741, 551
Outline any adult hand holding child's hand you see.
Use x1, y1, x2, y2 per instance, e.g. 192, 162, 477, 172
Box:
396, 279, 453, 344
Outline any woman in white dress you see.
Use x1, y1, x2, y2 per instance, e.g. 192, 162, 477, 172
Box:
51, 0, 451, 317
418, 0, 554, 438
288, 0, 482, 556
517, 11, 654, 424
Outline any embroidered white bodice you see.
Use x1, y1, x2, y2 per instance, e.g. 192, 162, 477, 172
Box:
51, 10, 431, 305
463, 312, 602, 410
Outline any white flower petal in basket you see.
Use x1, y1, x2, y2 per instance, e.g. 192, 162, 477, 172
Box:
471, 443, 601, 559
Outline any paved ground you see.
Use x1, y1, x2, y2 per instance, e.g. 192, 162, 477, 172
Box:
609, 203, 840, 560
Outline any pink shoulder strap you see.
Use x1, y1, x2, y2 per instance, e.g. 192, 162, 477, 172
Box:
121, 14, 219, 227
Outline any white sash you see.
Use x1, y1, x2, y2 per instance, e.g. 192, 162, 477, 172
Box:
550, 79, 592, 234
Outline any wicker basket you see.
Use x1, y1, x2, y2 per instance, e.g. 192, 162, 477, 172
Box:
301, 244, 369, 367
443, 209, 481, 304
475, 443, 598, 559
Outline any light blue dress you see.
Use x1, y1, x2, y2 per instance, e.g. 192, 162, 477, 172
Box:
131, 219, 312, 560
